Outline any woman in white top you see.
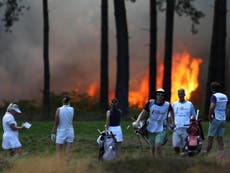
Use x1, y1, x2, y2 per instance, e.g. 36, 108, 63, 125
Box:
2, 103, 25, 156
52, 95, 75, 160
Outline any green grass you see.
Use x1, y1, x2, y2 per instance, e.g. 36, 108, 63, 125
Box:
1, 120, 230, 173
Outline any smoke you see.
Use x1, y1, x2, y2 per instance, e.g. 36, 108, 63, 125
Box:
0, 0, 229, 103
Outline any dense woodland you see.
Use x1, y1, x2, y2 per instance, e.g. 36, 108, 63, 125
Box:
0, 0, 228, 120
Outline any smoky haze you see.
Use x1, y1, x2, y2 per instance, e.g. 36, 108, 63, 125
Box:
0, 0, 229, 103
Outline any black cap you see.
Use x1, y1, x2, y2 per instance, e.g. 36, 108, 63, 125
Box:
62, 95, 70, 103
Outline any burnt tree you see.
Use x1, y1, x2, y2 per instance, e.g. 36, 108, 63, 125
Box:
100, 0, 109, 110
114, 0, 129, 116
42, 0, 50, 120
163, 0, 175, 102
204, 0, 226, 119
149, 0, 157, 99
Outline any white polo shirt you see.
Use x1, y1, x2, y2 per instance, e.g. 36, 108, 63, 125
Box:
172, 100, 196, 129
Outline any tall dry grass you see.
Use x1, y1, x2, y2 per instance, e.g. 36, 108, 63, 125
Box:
4, 152, 230, 173
4, 155, 101, 173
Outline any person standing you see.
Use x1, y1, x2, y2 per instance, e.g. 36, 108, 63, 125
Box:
172, 88, 196, 154
52, 95, 75, 160
133, 89, 174, 159
2, 103, 25, 156
204, 82, 230, 153
105, 98, 123, 157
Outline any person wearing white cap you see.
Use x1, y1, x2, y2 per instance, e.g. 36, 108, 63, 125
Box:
133, 88, 174, 159
51, 95, 75, 161
2, 103, 25, 156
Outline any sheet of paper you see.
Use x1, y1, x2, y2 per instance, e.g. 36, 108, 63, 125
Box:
23, 122, 32, 129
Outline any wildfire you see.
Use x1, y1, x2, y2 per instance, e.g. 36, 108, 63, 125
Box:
87, 81, 98, 97
170, 52, 202, 102
129, 75, 149, 108
85, 51, 202, 108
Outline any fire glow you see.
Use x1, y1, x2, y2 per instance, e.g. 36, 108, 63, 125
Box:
85, 52, 202, 108
170, 52, 202, 103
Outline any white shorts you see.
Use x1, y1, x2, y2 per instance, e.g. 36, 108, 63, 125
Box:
108, 126, 123, 142
172, 128, 188, 148
2, 133, 22, 150
56, 128, 74, 144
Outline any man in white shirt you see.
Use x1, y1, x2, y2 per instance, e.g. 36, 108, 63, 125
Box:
133, 88, 174, 159
172, 89, 196, 154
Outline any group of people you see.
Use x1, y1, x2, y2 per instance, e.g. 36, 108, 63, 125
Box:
1, 81, 230, 160
133, 81, 230, 159
1, 95, 75, 159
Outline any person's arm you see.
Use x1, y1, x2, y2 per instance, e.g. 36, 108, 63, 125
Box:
105, 110, 110, 130
226, 102, 230, 120
191, 103, 197, 117
134, 109, 148, 126
208, 102, 215, 121
52, 108, 60, 133
169, 108, 175, 126
9, 123, 25, 131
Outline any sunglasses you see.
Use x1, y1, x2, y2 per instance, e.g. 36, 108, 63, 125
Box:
156, 93, 165, 96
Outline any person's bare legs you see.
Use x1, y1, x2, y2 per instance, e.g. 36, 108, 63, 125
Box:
116, 142, 122, 158
155, 143, 162, 159
217, 136, 224, 151
56, 144, 64, 159
206, 136, 214, 153
151, 147, 155, 157
65, 142, 73, 161
9, 147, 21, 157
173, 147, 180, 155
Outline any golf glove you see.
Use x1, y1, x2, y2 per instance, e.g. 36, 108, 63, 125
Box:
51, 133, 56, 142
132, 121, 139, 129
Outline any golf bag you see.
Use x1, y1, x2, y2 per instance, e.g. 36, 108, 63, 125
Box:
133, 120, 148, 137
132, 119, 168, 147
97, 130, 117, 161
131, 119, 149, 148
183, 117, 205, 156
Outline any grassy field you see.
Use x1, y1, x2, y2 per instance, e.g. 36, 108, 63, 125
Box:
1, 120, 230, 173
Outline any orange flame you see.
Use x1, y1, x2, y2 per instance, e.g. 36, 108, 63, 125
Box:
87, 82, 98, 97
170, 52, 202, 102
128, 63, 163, 108
85, 51, 202, 108
129, 75, 149, 108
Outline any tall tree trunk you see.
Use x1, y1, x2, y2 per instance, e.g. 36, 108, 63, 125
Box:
163, 0, 175, 102
114, 0, 129, 116
42, 0, 50, 120
149, 0, 157, 99
100, 0, 109, 110
204, 0, 226, 119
